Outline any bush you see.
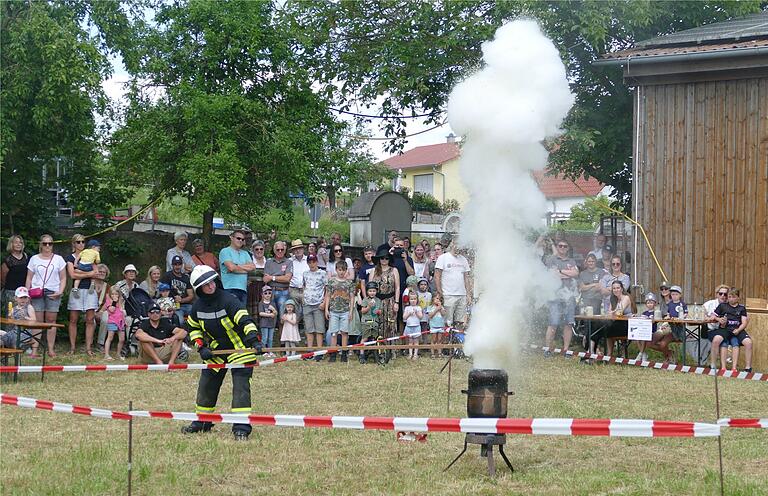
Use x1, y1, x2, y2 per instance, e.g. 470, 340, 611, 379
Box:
441, 199, 460, 214
410, 192, 442, 213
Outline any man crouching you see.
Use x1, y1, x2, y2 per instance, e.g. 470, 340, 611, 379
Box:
182, 265, 261, 440
135, 303, 187, 365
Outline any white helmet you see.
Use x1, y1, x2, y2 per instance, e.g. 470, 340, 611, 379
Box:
190, 265, 218, 291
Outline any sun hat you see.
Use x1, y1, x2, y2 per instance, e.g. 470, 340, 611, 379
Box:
669, 285, 682, 293
123, 264, 137, 274
289, 239, 305, 251
15, 287, 29, 298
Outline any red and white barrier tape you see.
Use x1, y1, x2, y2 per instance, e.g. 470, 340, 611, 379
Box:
0, 394, 721, 437
0, 328, 457, 375
531, 345, 766, 382
717, 418, 768, 429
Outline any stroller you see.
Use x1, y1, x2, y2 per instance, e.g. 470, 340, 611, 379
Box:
123, 286, 153, 357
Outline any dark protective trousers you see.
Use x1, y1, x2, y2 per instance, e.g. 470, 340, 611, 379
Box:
195, 367, 253, 434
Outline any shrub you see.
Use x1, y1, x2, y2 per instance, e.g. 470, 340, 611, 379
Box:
410, 192, 441, 213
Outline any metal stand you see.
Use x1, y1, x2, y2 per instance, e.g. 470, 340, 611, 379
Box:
444, 433, 514, 476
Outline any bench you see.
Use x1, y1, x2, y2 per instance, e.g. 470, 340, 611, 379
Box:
0, 347, 23, 383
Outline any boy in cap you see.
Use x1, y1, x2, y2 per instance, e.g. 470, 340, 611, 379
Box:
72, 239, 101, 293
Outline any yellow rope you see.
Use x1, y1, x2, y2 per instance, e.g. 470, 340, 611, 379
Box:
562, 175, 668, 281
50, 196, 161, 244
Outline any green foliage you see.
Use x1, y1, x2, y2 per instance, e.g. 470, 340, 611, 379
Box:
555, 195, 612, 231
441, 199, 460, 214
104, 237, 143, 259
282, 0, 765, 208
410, 192, 442, 213
256, 207, 349, 242
110, 0, 341, 229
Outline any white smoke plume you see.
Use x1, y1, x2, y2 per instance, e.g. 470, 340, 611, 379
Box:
447, 19, 574, 371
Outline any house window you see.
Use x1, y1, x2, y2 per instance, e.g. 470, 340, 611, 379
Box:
413, 174, 434, 195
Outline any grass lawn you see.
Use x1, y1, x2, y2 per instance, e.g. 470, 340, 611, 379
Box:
1, 351, 766, 495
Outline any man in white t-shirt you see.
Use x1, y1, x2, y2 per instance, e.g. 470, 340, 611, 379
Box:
703, 284, 729, 367
434, 241, 471, 329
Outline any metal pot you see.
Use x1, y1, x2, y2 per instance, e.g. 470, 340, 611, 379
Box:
462, 369, 513, 418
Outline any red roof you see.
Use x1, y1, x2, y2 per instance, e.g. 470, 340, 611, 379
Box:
383, 142, 461, 170
532, 171, 605, 199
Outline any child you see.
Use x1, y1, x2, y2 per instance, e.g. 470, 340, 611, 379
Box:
1, 287, 38, 356
157, 282, 172, 302
426, 294, 445, 359
101, 287, 126, 360
666, 285, 688, 345
72, 239, 101, 293
634, 292, 674, 363
258, 286, 278, 357
403, 294, 423, 360
713, 288, 752, 372
359, 281, 381, 364
158, 297, 181, 327
324, 260, 355, 363
280, 299, 300, 356
416, 277, 432, 334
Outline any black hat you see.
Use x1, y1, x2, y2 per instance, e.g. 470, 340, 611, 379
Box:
148, 303, 161, 313
171, 255, 183, 265
373, 246, 392, 262
366, 281, 379, 291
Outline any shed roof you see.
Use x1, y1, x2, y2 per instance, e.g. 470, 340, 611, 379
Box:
382, 142, 461, 170
637, 11, 768, 48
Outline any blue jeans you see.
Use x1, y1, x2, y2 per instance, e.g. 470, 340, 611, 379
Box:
176, 303, 192, 325
272, 289, 289, 316
261, 327, 274, 348
226, 288, 247, 305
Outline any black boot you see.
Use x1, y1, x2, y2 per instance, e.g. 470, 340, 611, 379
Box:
329, 352, 337, 363
181, 421, 213, 434
340, 351, 348, 363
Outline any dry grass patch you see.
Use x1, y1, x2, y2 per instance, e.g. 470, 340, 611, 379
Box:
1, 352, 766, 495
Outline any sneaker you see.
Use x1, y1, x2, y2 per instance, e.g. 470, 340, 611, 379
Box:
743, 367, 752, 373
233, 432, 249, 441
359, 356, 367, 364
642, 353, 649, 362
177, 349, 189, 361
634, 352, 643, 361
543, 350, 553, 358
181, 421, 213, 434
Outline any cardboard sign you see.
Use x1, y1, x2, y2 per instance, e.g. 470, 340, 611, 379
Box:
628, 318, 653, 341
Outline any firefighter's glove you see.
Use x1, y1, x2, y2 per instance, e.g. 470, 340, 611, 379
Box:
198, 347, 214, 361
245, 332, 262, 353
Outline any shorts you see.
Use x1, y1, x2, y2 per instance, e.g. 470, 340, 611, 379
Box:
106, 323, 122, 333
303, 304, 325, 334
328, 311, 349, 334
405, 325, 421, 338
77, 262, 94, 272
139, 342, 174, 364
708, 329, 730, 344
733, 330, 750, 346
547, 299, 575, 327
443, 295, 468, 326
31, 292, 62, 314
67, 287, 99, 311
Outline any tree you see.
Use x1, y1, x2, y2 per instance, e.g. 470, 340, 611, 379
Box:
1, 0, 143, 238
557, 195, 612, 231
111, 0, 338, 246
281, 1, 764, 209
310, 121, 393, 209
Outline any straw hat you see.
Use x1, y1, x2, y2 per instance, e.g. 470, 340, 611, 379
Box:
289, 239, 305, 251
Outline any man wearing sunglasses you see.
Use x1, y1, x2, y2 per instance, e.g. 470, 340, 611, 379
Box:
543, 239, 579, 357
219, 229, 256, 305
135, 303, 187, 365
703, 284, 730, 367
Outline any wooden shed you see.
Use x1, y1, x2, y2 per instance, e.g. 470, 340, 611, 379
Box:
599, 12, 768, 305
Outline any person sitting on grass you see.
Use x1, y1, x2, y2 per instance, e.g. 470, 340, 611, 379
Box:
713, 288, 752, 372
135, 303, 187, 365
324, 260, 355, 363
359, 281, 381, 364
101, 286, 126, 361
634, 292, 674, 363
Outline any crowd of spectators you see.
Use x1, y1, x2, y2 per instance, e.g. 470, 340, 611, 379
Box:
0, 230, 755, 372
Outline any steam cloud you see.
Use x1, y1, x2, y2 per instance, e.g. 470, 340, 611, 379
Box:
447, 20, 574, 371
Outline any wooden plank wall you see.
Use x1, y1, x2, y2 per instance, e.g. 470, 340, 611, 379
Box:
636, 77, 768, 304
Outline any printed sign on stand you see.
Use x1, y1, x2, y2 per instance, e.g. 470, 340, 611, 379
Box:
628, 318, 653, 341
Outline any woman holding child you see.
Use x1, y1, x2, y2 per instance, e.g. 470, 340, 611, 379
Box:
65, 233, 101, 356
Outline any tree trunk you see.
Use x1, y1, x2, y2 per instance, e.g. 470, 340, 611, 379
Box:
326, 186, 336, 210
202, 210, 214, 248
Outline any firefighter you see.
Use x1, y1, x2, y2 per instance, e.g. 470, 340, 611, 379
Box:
182, 265, 262, 440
